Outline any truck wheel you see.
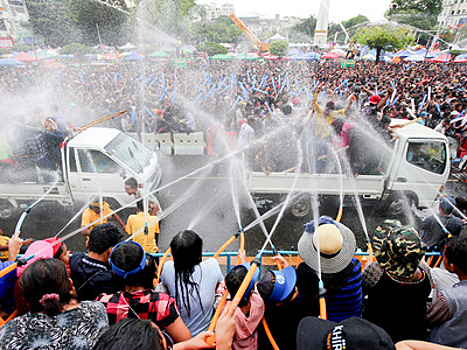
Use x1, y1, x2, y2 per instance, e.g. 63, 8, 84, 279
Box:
387, 194, 414, 217
291, 197, 311, 218
0, 201, 14, 219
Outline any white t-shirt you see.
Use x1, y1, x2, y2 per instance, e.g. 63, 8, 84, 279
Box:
434, 123, 446, 134
238, 123, 255, 148
161, 258, 224, 336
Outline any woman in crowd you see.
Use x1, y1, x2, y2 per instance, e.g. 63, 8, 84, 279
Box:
160, 230, 224, 336
96, 241, 191, 343
0, 258, 108, 349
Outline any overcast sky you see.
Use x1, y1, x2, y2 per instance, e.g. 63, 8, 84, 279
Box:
199, 0, 392, 22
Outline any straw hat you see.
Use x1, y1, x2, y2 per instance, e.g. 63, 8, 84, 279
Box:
298, 216, 356, 274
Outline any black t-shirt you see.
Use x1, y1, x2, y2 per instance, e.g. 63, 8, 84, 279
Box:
363, 270, 431, 343
257, 296, 307, 350
70, 252, 123, 301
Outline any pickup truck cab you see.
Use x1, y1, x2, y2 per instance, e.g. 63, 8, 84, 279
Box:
0, 127, 162, 218
246, 120, 450, 217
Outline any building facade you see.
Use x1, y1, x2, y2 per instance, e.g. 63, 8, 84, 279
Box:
0, 0, 31, 46
438, 0, 467, 28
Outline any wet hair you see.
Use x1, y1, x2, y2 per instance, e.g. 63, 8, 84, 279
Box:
169, 230, 203, 317
225, 265, 249, 308
445, 237, 467, 274
110, 242, 156, 289
93, 318, 163, 350
455, 197, 467, 212
136, 199, 144, 212
332, 119, 344, 134
20, 258, 73, 316
53, 242, 66, 260
88, 223, 123, 254
125, 177, 138, 189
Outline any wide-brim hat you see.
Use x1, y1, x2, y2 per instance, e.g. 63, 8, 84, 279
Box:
298, 217, 356, 274
257, 266, 297, 303
297, 316, 395, 350
372, 219, 426, 279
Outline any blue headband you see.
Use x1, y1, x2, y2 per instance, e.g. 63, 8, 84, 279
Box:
110, 241, 147, 279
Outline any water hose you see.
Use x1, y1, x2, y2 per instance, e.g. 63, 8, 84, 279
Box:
0, 254, 35, 279
319, 280, 327, 320
335, 206, 343, 223
262, 318, 280, 350
206, 257, 261, 345
213, 230, 241, 259
206, 290, 229, 345
13, 206, 32, 238
154, 247, 171, 287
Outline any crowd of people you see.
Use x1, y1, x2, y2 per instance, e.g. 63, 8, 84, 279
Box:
0, 55, 467, 349
1, 57, 467, 181
0, 211, 465, 349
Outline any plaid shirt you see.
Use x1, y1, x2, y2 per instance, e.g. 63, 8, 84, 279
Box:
97, 289, 179, 328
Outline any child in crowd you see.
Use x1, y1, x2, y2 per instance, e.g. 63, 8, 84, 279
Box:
427, 236, 467, 348
220, 252, 264, 350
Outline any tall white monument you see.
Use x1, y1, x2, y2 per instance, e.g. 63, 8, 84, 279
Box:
314, 0, 330, 46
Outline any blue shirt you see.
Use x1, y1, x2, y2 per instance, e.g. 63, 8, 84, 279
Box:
161, 258, 223, 336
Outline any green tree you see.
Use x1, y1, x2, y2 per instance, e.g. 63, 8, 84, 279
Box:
269, 41, 288, 56
389, 0, 442, 16
328, 15, 369, 44
25, 0, 80, 46
353, 25, 415, 63
66, 0, 130, 46
197, 42, 227, 56
136, 0, 196, 42
191, 15, 241, 43
387, 0, 442, 35
60, 43, 96, 55
292, 16, 317, 38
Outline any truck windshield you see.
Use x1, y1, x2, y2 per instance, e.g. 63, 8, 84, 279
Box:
105, 133, 152, 174
406, 141, 447, 175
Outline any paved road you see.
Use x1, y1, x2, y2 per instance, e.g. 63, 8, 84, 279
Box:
1, 155, 465, 254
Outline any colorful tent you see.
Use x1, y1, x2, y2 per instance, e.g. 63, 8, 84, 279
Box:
427, 54, 452, 63
149, 51, 170, 58
211, 54, 233, 60
123, 52, 144, 61
0, 58, 24, 66
102, 53, 118, 60
11, 51, 40, 63
322, 52, 340, 59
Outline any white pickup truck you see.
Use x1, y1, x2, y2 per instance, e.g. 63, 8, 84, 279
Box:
0, 127, 162, 218
246, 120, 450, 217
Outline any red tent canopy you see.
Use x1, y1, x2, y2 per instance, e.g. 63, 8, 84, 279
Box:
12, 51, 40, 63
44, 60, 66, 69
102, 53, 118, 60
454, 56, 467, 63
427, 54, 452, 63
322, 52, 340, 59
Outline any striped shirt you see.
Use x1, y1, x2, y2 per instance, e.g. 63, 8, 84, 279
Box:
324, 258, 363, 322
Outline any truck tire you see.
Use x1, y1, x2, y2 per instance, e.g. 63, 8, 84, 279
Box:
290, 195, 311, 218
386, 192, 415, 217
0, 201, 14, 219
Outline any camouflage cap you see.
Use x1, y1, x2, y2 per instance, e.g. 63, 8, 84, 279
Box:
372, 220, 426, 279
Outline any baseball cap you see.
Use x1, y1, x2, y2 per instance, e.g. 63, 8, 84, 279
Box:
257, 266, 297, 303
297, 316, 395, 350
369, 95, 382, 105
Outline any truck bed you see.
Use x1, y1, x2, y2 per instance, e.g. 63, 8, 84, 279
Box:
0, 182, 72, 206
246, 171, 385, 197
